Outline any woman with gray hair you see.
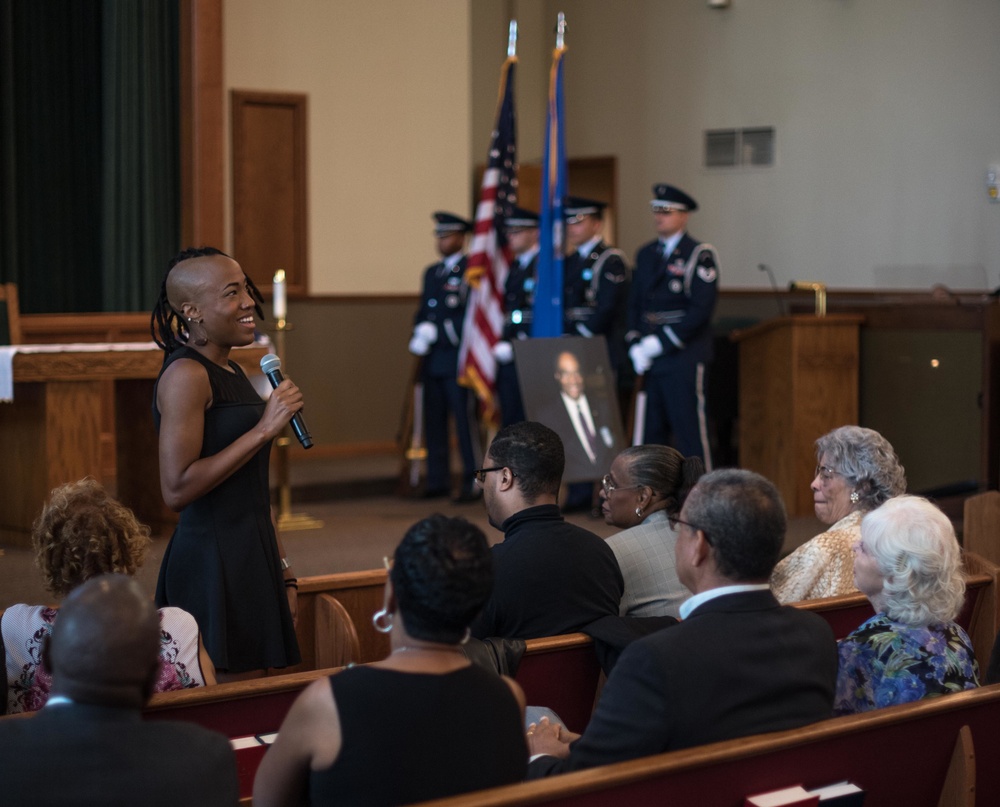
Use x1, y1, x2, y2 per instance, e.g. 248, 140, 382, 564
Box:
771, 425, 906, 603
834, 495, 978, 714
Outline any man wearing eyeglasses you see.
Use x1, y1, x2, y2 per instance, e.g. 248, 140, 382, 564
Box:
527, 469, 837, 775
626, 184, 718, 468
469, 421, 623, 641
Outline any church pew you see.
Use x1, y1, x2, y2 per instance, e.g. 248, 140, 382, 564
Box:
411, 683, 1000, 807
792, 550, 998, 670
289, 568, 389, 671
142, 632, 600, 800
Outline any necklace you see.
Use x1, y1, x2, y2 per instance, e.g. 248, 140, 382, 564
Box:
393, 644, 464, 655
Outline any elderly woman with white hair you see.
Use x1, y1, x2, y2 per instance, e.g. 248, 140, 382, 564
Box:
834, 495, 979, 715
771, 425, 906, 603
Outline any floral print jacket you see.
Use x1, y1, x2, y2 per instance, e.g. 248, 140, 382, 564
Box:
834, 614, 979, 715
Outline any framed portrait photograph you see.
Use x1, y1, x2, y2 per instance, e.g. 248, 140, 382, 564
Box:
514, 336, 627, 482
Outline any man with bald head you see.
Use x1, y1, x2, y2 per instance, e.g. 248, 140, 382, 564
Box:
0, 574, 238, 806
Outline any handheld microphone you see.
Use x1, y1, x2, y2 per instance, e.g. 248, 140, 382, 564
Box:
260, 354, 313, 449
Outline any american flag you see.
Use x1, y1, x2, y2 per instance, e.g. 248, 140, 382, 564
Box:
457, 54, 518, 427
532, 39, 567, 338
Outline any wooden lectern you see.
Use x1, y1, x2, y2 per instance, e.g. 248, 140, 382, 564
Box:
1, 343, 266, 548
732, 314, 864, 517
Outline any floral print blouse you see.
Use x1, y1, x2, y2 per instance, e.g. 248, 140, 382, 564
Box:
834, 614, 979, 715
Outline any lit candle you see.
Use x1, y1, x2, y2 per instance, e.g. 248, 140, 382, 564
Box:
272, 269, 287, 320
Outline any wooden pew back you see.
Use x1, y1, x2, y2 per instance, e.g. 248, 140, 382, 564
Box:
413, 684, 1000, 807
290, 569, 389, 671
142, 632, 599, 800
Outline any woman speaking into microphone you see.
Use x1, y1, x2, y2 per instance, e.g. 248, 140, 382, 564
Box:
150, 247, 302, 680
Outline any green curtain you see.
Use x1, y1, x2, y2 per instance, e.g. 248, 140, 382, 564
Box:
0, 0, 178, 314
101, 0, 179, 311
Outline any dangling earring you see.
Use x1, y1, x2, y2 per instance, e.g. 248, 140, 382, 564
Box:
850, 490, 860, 504
635, 507, 643, 518
372, 608, 393, 634
192, 318, 208, 347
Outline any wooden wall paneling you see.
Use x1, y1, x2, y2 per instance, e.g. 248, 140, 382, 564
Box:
231, 91, 308, 298
0, 385, 48, 546
179, 0, 225, 247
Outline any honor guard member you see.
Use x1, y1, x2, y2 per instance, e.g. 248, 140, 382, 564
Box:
563, 196, 630, 358
627, 184, 719, 467
408, 212, 480, 502
493, 206, 541, 426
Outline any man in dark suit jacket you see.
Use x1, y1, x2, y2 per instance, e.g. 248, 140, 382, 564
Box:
0, 574, 238, 806
528, 469, 837, 775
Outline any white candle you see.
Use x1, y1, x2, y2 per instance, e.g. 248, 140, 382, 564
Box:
273, 269, 287, 320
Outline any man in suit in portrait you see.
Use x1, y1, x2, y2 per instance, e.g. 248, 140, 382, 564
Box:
527, 468, 837, 776
537, 349, 618, 481
0, 574, 239, 806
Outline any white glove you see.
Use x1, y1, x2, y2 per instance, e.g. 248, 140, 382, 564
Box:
640, 334, 664, 360
629, 343, 651, 375
414, 321, 438, 345
492, 341, 514, 364
408, 336, 430, 356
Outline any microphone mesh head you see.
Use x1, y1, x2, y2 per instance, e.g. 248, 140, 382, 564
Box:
260, 354, 281, 374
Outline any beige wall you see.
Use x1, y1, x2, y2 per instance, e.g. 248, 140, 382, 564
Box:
226, 0, 1000, 296
481, 0, 1000, 291
225, 0, 472, 296
221, 0, 1000, 470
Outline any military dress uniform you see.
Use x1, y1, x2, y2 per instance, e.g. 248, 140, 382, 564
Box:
410, 213, 478, 498
562, 197, 630, 360
497, 250, 537, 425
627, 186, 718, 466
495, 207, 541, 426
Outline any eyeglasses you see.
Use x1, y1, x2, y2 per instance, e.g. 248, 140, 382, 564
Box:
601, 474, 643, 496
668, 515, 713, 545
473, 466, 516, 485
814, 465, 842, 481
653, 207, 682, 215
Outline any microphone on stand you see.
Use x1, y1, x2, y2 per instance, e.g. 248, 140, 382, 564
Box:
758, 264, 786, 316
260, 354, 313, 449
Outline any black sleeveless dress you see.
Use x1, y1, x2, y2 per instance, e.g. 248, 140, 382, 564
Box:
309, 665, 528, 806
153, 347, 300, 673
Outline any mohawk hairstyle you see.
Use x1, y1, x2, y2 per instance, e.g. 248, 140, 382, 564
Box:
150, 247, 265, 353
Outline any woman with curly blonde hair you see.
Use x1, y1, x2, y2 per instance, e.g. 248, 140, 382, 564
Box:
834, 495, 978, 714
2, 479, 215, 714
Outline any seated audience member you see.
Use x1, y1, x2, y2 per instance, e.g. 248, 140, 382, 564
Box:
0, 574, 238, 805
835, 495, 979, 715
253, 515, 527, 807
2, 478, 214, 714
771, 425, 906, 603
527, 469, 837, 776
600, 445, 704, 617
469, 421, 624, 639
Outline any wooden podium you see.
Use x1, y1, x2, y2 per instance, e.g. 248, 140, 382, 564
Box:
732, 315, 863, 517
0, 343, 266, 547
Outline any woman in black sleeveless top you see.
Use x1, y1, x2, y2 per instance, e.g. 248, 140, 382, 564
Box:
150, 247, 302, 678
253, 515, 529, 806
